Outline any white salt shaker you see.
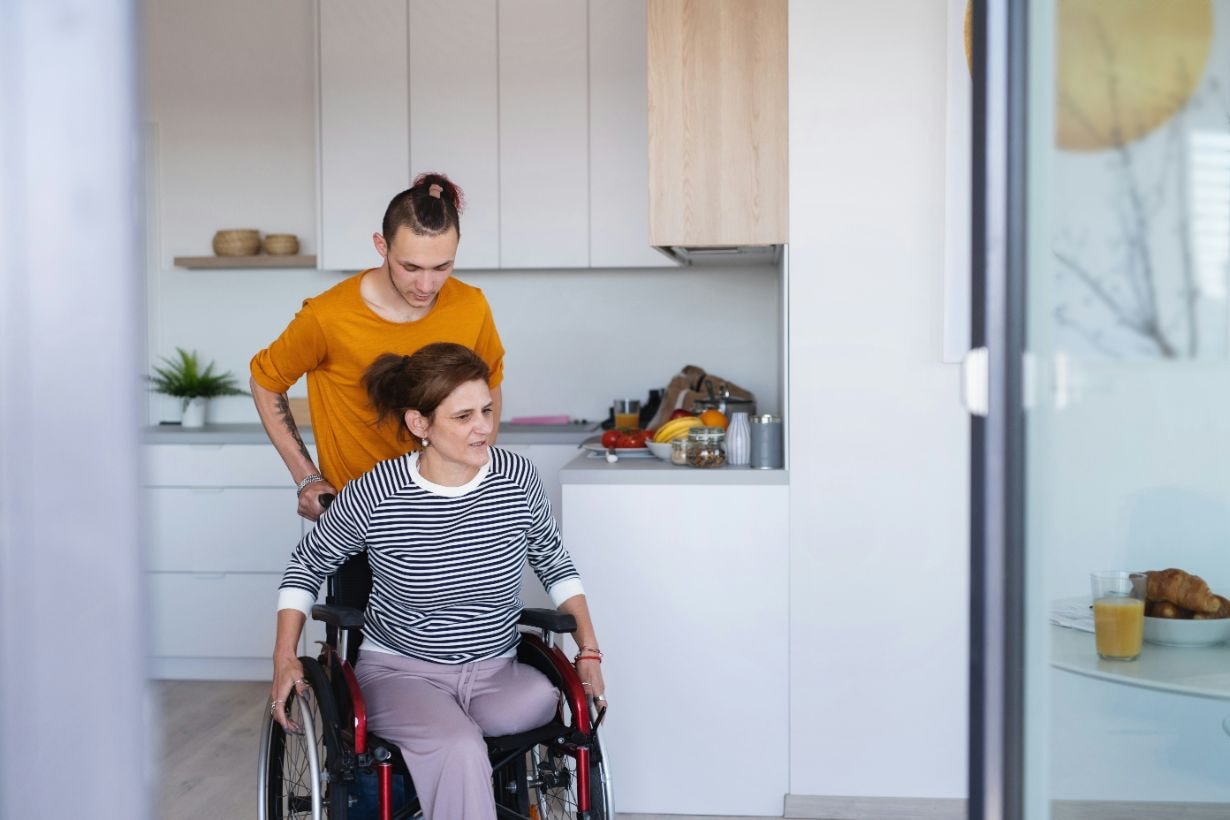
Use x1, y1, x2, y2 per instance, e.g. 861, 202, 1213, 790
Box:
725, 411, 751, 466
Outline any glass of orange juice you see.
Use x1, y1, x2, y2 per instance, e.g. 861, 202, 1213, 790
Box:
1090, 571, 1146, 661
613, 398, 641, 429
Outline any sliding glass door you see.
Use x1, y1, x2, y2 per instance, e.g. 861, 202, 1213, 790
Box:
972, 1, 1230, 818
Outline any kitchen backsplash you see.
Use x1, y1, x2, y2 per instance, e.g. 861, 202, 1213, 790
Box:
149, 263, 784, 426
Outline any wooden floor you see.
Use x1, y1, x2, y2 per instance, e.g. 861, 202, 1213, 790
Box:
155, 679, 271, 820
152, 679, 770, 820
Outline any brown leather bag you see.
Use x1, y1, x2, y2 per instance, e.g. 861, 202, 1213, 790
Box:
648, 365, 755, 429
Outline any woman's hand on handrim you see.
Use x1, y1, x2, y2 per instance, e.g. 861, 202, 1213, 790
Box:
271, 655, 309, 733
575, 657, 607, 707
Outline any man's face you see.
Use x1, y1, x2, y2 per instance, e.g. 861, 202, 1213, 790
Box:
377, 226, 458, 309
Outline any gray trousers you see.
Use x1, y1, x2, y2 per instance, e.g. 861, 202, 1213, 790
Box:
354, 650, 559, 820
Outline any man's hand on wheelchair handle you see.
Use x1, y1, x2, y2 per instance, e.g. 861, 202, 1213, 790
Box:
298, 480, 338, 521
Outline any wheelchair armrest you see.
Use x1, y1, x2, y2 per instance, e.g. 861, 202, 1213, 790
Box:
311, 604, 364, 630
518, 608, 576, 634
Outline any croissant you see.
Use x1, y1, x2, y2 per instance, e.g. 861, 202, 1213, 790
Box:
1146, 568, 1220, 614
1148, 600, 1191, 619
1192, 594, 1230, 621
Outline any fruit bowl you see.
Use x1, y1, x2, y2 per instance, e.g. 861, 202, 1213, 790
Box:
644, 439, 673, 461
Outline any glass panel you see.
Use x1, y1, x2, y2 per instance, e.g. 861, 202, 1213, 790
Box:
1025, 1, 1230, 817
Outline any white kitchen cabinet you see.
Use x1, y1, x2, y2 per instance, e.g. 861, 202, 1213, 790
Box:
144, 443, 317, 680
561, 479, 790, 815
408, 0, 500, 269
589, 0, 670, 268
316, 0, 667, 271
318, 0, 410, 271
146, 487, 298, 572
498, 0, 590, 268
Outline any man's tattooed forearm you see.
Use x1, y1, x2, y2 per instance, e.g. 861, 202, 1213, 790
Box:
275, 393, 313, 464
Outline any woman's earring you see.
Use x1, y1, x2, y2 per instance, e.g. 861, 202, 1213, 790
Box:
421, 437, 429, 447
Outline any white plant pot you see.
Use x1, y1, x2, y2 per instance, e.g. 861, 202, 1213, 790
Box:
181, 397, 207, 428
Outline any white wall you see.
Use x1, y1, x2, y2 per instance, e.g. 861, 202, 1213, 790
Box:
143, 0, 782, 427
787, 0, 970, 800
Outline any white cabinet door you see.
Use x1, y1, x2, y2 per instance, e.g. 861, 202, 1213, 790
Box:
408, 0, 500, 270
319, 0, 410, 271
562, 481, 790, 815
146, 487, 300, 573
149, 572, 289, 660
589, 0, 671, 268
498, 0, 589, 268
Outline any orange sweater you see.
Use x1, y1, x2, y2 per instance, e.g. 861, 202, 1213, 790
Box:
251, 272, 504, 489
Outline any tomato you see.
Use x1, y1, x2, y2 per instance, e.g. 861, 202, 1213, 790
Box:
616, 429, 648, 448
601, 429, 621, 448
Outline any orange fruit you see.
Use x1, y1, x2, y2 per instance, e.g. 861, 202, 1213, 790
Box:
698, 409, 728, 429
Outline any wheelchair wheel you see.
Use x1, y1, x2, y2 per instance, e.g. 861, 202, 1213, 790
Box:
523, 732, 611, 820
259, 657, 351, 819
515, 691, 612, 820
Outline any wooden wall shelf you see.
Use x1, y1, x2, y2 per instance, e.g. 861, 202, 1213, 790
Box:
173, 255, 317, 269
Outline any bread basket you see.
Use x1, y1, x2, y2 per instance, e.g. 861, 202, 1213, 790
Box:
212, 229, 261, 256
263, 233, 300, 256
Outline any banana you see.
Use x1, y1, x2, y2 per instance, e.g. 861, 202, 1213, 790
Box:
652, 416, 703, 443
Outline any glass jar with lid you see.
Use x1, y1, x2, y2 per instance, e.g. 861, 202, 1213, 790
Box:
684, 425, 726, 468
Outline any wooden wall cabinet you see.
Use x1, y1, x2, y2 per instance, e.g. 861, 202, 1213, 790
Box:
647, 0, 789, 249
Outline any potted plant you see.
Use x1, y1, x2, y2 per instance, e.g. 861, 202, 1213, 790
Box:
148, 348, 247, 428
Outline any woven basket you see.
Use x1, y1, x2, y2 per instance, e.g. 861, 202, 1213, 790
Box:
263, 233, 300, 256
212, 229, 261, 256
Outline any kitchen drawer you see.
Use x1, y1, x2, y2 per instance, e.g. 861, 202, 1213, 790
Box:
148, 572, 315, 659
145, 487, 301, 572
143, 443, 292, 487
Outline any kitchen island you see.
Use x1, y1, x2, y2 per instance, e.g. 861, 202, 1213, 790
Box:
559, 451, 791, 815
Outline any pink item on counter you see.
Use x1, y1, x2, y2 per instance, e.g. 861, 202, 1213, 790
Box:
508, 415, 572, 425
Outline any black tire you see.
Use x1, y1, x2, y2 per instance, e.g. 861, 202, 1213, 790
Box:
259, 656, 351, 819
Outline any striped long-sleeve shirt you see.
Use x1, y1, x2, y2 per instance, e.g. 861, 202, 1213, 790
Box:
278, 447, 584, 664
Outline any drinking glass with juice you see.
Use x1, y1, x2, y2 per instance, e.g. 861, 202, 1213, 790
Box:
1090, 571, 1146, 661
613, 398, 641, 429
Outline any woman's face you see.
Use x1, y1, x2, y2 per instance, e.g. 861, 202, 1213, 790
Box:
409, 379, 493, 473
376, 226, 458, 310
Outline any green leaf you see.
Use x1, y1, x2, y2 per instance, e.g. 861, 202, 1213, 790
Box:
146, 348, 248, 399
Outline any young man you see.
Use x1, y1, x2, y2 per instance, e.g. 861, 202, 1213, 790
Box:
250, 174, 504, 519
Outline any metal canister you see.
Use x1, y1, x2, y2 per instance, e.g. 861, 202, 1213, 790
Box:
749, 415, 783, 469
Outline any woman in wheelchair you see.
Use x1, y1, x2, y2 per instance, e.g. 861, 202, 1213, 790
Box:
268, 342, 606, 819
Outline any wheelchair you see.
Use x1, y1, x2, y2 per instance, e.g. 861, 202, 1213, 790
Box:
257, 548, 612, 820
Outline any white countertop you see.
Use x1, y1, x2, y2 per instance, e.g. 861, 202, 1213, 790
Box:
143, 422, 599, 447
559, 451, 788, 485
1051, 623, 1230, 701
